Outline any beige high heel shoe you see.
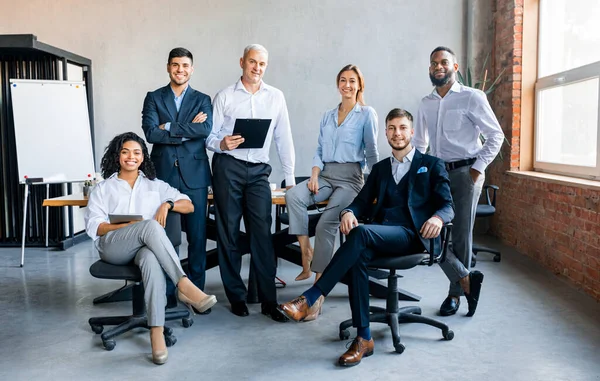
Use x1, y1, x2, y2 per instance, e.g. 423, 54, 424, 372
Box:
177, 290, 217, 314
150, 330, 168, 365
303, 295, 324, 322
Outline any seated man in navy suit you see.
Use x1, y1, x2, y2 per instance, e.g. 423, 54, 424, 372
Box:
279, 108, 484, 367
142, 47, 213, 309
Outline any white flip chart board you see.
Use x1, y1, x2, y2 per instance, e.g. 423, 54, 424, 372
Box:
9, 79, 95, 183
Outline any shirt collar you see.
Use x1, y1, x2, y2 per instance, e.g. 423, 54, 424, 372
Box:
431, 80, 463, 98
235, 78, 267, 94
170, 84, 189, 99
109, 170, 147, 180
390, 146, 416, 164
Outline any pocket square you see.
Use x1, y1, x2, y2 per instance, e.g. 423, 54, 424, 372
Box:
417, 166, 428, 174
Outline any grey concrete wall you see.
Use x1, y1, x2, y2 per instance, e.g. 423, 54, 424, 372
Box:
1, 0, 466, 182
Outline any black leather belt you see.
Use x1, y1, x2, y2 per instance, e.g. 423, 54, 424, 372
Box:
174, 159, 179, 167
445, 158, 476, 171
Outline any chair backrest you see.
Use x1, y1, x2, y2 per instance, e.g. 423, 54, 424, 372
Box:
280, 176, 310, 188
165, 212, 182, 248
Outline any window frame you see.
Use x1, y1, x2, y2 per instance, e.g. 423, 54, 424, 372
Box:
534, 4, 600, 180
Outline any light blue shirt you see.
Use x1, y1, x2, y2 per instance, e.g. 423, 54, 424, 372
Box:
312, 103, 379, 172
164, 85, 189, 142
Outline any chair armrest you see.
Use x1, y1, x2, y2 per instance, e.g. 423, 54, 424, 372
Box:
427, 223, 453, 266
483, 184, 499, 207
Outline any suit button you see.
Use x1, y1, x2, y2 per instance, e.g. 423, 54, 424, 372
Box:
174, 160, 179, 167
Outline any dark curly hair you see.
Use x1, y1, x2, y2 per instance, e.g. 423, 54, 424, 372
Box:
100, 132, 156, 180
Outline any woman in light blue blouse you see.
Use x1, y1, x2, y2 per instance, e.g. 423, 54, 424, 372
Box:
285, 64, 379, 320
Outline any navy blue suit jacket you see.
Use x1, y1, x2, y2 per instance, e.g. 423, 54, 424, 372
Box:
142, 84, 212, 189
345, 150, 454, 255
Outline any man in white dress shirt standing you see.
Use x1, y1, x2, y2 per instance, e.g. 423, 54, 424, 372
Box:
413, 46, 504, 317
206, 44, 295, 322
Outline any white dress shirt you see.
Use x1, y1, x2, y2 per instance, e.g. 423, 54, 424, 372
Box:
206, 79, 296, 186
390, 147, 415, 184
413, 81, 504, 174
84, 172, 190, 241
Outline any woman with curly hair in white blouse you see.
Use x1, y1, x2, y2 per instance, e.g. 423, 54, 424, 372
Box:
85, 132, 216, 364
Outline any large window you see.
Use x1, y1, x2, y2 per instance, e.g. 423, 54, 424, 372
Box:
535, 0, 600, 179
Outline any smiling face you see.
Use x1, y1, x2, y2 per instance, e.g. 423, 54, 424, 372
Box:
240, 49, 268, 86
167, 56, 194, 86
429, 50, 458, 87
386, 116, 414, 151
119, 140, 144, 173
338, 70, 360, 101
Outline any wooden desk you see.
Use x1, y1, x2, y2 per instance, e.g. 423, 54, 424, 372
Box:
42, 193, 88, 207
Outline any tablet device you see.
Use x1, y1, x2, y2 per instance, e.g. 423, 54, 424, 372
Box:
108, 214, 143, 224
232, 118, 272, 149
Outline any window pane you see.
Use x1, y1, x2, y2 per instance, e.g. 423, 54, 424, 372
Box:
536, 78, 598, 166
539, 0, 600, 77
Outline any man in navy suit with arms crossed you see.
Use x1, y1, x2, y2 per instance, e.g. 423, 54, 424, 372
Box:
279, 108, 483, 366
142, 47, 213, 309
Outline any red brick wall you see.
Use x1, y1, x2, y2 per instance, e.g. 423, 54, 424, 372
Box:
486, 0, 600, 301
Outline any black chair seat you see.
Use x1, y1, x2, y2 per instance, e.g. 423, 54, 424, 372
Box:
90, 260, 141, 281
279, 212, 322, 226
368, 253, 430, 270
476, 204, 495, 218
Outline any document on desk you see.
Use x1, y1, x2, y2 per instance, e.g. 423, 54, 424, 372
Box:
271, 190, 286, 197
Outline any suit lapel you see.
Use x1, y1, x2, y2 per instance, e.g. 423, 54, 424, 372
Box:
375, 159, 390, 215
177, 86, 194, 122
408, 150, 423, 194
161, 85, 178, 121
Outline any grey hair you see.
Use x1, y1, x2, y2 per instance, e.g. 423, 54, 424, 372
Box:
243, 44, 269, 59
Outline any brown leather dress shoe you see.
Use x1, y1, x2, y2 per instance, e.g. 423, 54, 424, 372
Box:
278, 296, 310, 322
338, 337, 374, 367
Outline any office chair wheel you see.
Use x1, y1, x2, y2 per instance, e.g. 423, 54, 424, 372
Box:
164, 334, 177, 347
164, 326, 174, 336
494, 254, 501, 262
90, 324, 103, 334
339, 330, 350, 340
443, 329, 454, 341
394, 343, 405, 354
182, 317, 193, 328
102, 339, 116, 351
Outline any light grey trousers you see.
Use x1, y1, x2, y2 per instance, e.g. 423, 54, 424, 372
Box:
96, 219, 186, 326
438, 165, 485, 296
285, 162, 363, 273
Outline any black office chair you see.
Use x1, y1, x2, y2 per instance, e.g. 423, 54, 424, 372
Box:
338, 224, 454, 354
472, 184, 501, 266
88, 212, 193, 351
275, 176, 322, 232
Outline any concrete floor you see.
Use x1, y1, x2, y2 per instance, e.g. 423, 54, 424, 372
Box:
0, 235, 599, 381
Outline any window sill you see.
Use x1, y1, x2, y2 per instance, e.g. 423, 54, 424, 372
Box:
507, 170, 600, 191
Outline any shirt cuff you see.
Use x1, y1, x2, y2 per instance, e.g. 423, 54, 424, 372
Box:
164, 122, 171, 132
339, 209, 354, 221
471, 159, 487, 175
284, 175, 296, 187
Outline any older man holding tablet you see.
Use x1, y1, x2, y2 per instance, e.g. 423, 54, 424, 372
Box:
206, 44, 295, 322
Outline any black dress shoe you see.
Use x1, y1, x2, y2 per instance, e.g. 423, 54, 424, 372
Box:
231, 301, 249, 317
166, 294, 178, 309
440, 296, 460, 316
261, 302, 289, 323
465, 271, 484, 317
